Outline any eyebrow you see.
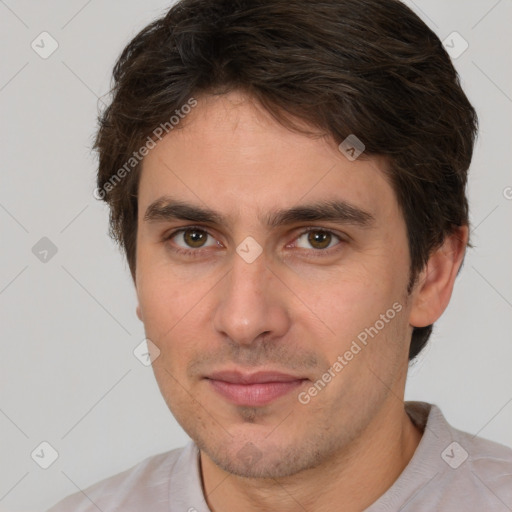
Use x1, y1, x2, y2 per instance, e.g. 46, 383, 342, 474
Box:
143, 196, 375, 229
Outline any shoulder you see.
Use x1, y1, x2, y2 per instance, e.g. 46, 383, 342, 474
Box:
455, 427, 512, 501
413, 403, 512, 510
423, 429, 512, 511
46, 444, 189, 512
370, 402, 512, 512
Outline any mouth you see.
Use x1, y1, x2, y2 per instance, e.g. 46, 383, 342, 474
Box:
204, 370, 309, 407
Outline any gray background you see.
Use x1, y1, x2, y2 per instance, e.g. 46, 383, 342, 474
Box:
1, 1, 511, 510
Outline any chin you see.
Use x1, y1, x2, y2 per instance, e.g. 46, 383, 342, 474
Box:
198, 434, 329, 479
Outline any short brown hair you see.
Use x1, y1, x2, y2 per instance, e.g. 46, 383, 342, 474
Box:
94, 0, 478, 360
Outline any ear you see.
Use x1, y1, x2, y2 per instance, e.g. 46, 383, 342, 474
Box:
409, 226, 468, 328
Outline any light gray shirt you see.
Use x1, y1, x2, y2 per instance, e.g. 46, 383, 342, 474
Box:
47, 402, 512, 511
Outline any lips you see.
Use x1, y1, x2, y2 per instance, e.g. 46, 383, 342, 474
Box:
207, 370, 304, 384
205, 370, 308, 406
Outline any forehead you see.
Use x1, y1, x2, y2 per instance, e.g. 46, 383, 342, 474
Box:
138, 92, 399, 226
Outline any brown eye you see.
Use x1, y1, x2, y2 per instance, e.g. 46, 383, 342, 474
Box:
293, 229, 342, 253
182, 228, 208, 248
165, 226, 221, 257
307, 230, 332, 249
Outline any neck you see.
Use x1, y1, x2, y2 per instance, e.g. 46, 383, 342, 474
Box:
200, 400, 423, 512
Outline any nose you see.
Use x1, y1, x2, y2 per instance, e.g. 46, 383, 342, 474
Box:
212, 245, 291, 347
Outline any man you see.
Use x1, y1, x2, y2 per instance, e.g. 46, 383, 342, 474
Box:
48, 0, 512, 510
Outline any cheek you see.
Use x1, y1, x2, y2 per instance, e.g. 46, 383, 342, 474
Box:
139, 280, 207, 339
136, 253, 223, 373
287, 260, 402, 343
136, 252, 195, 340
292, 271, 409, 388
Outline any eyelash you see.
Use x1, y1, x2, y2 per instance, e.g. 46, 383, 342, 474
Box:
163, 226, 345, 259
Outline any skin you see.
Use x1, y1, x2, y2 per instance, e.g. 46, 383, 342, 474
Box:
134, 91, 468, 512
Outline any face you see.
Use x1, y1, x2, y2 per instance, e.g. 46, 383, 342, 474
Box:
135, 91, 415, 478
